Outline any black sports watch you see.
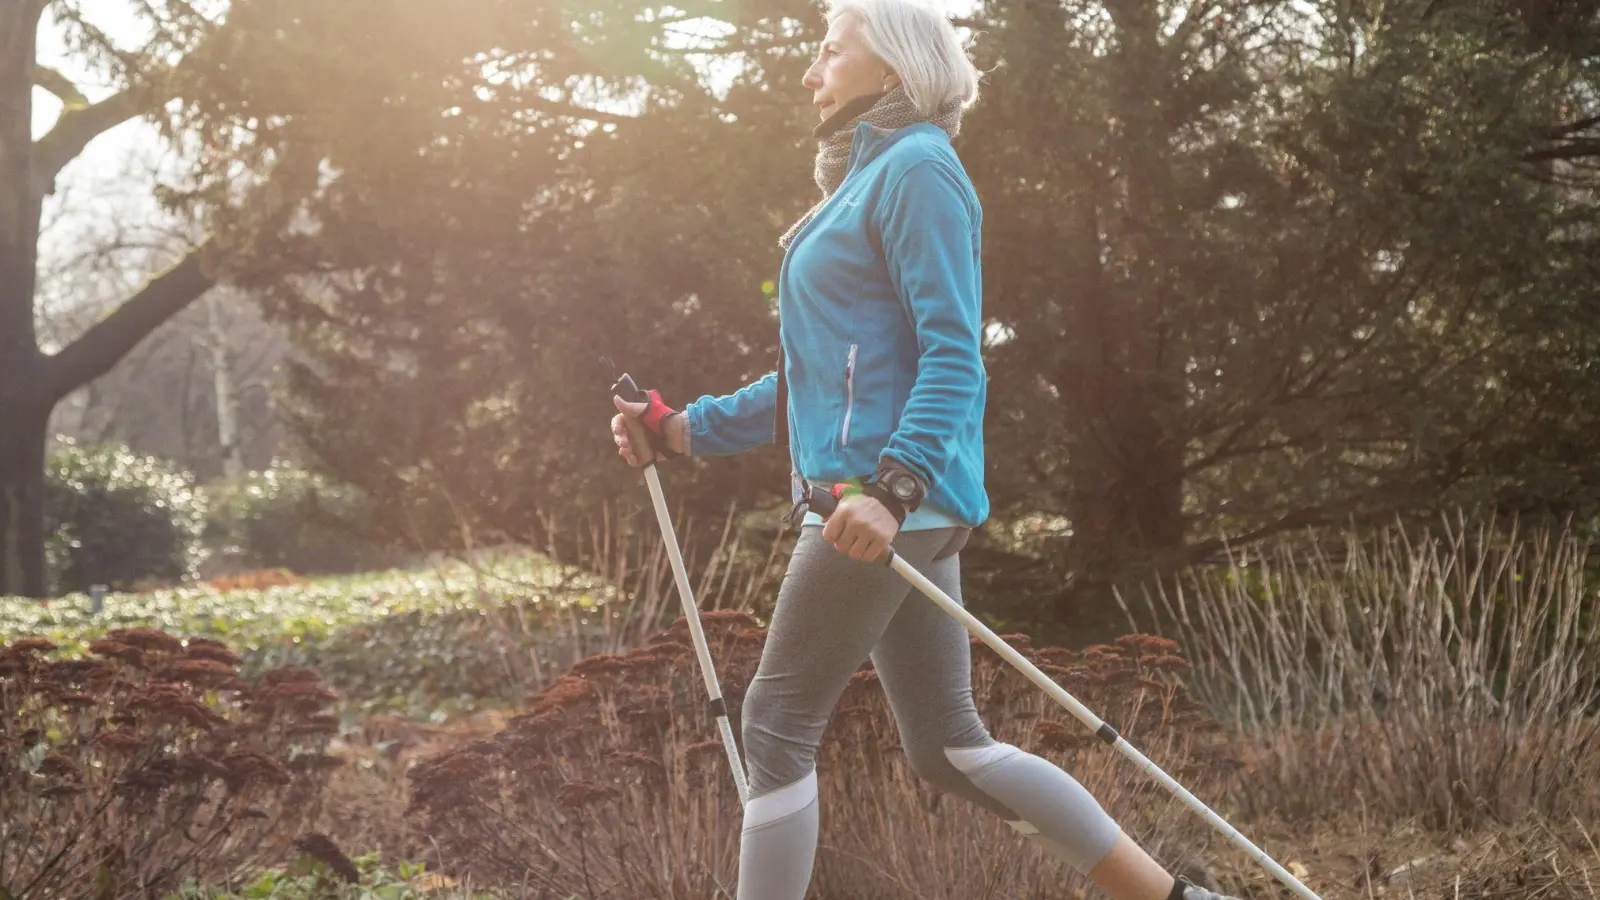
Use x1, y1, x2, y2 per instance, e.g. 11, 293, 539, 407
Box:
862, 464, 925, 525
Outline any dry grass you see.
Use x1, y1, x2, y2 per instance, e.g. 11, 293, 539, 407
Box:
1137, 514, 1600, 831
402, 616, 1236, 899
1449, 819, 1599, 900
315, 723, 1600, 900
1198, 814, 1599, 900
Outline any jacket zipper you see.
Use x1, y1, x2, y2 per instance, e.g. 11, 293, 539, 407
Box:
841, 344, 858, 446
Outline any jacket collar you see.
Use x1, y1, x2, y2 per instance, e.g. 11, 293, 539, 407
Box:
844, 119, 945, 176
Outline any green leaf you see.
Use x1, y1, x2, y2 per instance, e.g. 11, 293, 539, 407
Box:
241, 871, 279, 898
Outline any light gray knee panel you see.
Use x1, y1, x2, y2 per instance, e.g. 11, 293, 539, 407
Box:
744, 771, 819, 831
738, 772, 821, 900
896, 736, 1021, 820
945, 743, 1123, 874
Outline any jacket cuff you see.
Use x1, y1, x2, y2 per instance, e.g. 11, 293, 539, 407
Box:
683, 402, 708, 457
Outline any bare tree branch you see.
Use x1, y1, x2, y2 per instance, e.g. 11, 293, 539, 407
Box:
31, 80, 159, 197
1543, 112, 1600, 138
48, 2, 144, 70
31, 65, 88, 110
42, 134, 319, 403
1182, 502, 1368, 566
28, 1, 221, 197
45, 242, 215, 400
1524, 139, 1600, 163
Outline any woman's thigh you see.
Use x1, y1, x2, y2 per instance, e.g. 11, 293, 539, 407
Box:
740, 525, 960, 793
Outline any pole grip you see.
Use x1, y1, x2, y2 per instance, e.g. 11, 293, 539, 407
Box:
611, 372, 649, 404
611, 371, 676, 460
807, 484, 842, 517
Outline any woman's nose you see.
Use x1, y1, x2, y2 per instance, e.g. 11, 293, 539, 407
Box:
802, 62, 822, 89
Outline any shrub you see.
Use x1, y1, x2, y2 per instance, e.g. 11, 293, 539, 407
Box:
45, 438, 205, 595
408, 614, 1238, 898
0, 630, 342, 898
1142, 514, 1600, 830
202, 462, 399, 577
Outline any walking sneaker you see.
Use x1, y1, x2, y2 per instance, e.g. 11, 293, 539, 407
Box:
1169, 876, 1242, 900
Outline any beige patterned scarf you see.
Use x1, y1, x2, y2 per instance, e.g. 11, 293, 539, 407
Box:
778, 86, 964, 249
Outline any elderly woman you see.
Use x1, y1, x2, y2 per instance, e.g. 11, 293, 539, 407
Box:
610, 1, 1240, 898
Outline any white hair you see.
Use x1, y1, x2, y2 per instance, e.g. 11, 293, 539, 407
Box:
825, 0, 981, 117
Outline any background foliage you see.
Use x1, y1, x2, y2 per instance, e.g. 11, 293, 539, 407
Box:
119, 0, 1598, 636
6, 0, 1599, 632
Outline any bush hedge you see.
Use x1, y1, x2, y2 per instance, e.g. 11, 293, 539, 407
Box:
201, 461, 400, 577
44, 438, 205, 595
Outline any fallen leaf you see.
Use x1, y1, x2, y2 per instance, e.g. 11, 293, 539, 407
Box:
414, 872, 459, 893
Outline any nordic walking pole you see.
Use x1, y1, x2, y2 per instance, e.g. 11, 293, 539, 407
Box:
612, 371, 750, 807
804, 484, 1323, 900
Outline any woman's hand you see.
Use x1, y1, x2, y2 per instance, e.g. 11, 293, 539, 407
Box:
822, 493, 900, 562
611, 395, 686, 466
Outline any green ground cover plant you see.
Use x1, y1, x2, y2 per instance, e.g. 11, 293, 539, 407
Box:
1, 556, 626, 721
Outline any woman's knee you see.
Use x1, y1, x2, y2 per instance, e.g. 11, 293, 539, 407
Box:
739, 677, 775, 755
902, 735, 984, 793
739, 678, 817, 794
900, 736, 1022, 818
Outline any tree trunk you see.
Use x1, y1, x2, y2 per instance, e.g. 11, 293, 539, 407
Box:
0, 4, 228, 596
1058, 0, 1191, 635
0, 386, 50, 598
1060, 371, 1188, 636
206, 293, 244, 478
1, 4, 46, 597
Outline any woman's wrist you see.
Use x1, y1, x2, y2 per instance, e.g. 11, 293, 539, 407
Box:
665, 412, 689, 456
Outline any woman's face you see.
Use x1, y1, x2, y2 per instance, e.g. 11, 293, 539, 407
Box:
803, 13, 899, 121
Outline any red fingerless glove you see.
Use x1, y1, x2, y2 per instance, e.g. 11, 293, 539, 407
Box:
640, 390, 678, 434
636, 389, 681, 459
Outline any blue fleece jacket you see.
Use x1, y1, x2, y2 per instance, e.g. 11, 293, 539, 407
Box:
684, 120, 989, 528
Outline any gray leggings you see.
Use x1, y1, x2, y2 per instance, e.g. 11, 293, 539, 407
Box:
736, 525, 1123, 899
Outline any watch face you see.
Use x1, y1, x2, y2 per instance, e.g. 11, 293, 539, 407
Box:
891, 476, 917, 500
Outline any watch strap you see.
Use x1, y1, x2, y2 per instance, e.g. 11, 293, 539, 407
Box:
859, 481, 908, 526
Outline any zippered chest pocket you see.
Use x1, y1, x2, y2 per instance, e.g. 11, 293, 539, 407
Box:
841, 343, 858, 446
